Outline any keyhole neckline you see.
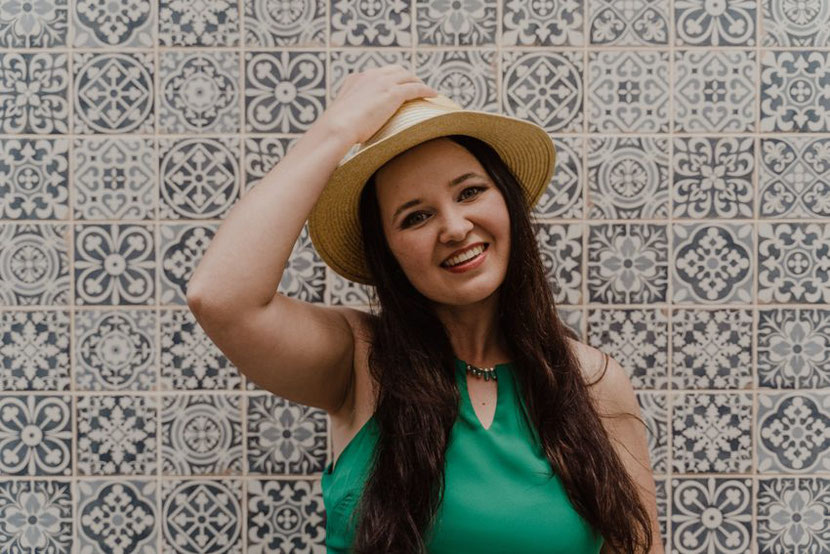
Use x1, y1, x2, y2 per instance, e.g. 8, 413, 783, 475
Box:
454, 357, 510, 431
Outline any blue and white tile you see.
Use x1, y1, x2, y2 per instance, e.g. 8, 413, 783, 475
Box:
278, 223, 326, 304
758, 392, 830, 473
74, 309, 156, 391
77, 394, 158, 476
758, 223, 830, 304
588, 0, 669, 45
244, 0, 325, 46
416, 0, 496, 45
673, 137, 755, 219
74, 223, 155, 305
329, 50, 412, 102
502, 0, 583, 46
672, 223, 753, 304
757, 477, 830, 553
415, 50, 498, 112
655, 479, 668, 543
247, 395, 327, 474
670, 477, 752, 554
674, 50, 756, 133
587, 224, 669, 305
0, 138, 69, 219
77, 480, 156, 554
760, 50, 830, 132
0, 53, 69, 135
759, 137, 830, 218
0, 223, 70, 306
244, 136, 297, 194
0, 395, 72, 476
502, 50, 583, 133
72, 0, 154, 47
587, 309, 669, 390
0, 480, 72, 553
247, 479, 326, 553
330, 0, 411, 46
327, 270, 376, 307
73, 137, 156, 220
758, 308, 830, 389
637, 392, 668, 473
761, 0, 830, 46
675, 0, 756, 46
671, 309, 753, 390
161, 394, 242, 475
588, 51, 670, 133
244, 51, 326, 133
159, 138, 241, 220
532, 136, 582, 219
558, 308, 583, 342
159, 51, 240, 134
160, 308, 241, 390
0, 0, 68, 47
534, 222, 583, 305
587, 136, 669, 219
160, 0, 240, 46
0, 310, 70, 391
161, 479, 242, 554
159, 223, 218, 305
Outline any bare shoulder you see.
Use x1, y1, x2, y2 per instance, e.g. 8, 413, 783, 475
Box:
328, 306, 377, 421
565, 337, 636, 414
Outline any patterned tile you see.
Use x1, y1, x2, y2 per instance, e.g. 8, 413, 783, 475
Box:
587, 136, 669, 219
502, 0, 583, 46
534, 222, 582, 305
330, 0, 412, 46
247, 479, 326, 553
588, 50, 670, 133
0, 310, 70, 391
415, 50, 498, 112
77, 394, 158, 475
761, 0, 830, 46
247, 395, 327, 474
532, 136, 583, 219
161, 479, 242, 553
72, 0, 154, 47
77, 480, 156, 554
0, 138, 69, 219
758, 392, 830, 473
73, 137, 155, 220
74, 223, 156, 305
159, 223, 218, 305
589, 0, 669, 45
672, 392, 752, 473
673, 137, 755, 219
326, 269, 377, 307
503, 50, 584, 133
0, 480, 72, 553
675, 0, 757, 46
637, 392, 668, 474
760, 50, 830, 132
655, 478, 668, 543
757, 477, 830, 553
243, 136, 296, 194
672, 309, 753, 390
160, 0, 240, 46
74, 309, 156, 391
670, 478, 753, 554
0, 0, 68, 47
674, 50, 756, 133
244, 0, 325, 46
0, 53, 69, 135
279, 223, 326, 303
0, 395, 72, 476
758, 308, 830, 389
329, 50, 412, 101
415, 0, 496, 45
759, 137, 830, 218
558, 307, 583, 341
587, 309, 669, 390
672, 223, 753, 304
758, 223, 830, 304
0, 223, 70, 306
587, 224, 669, 304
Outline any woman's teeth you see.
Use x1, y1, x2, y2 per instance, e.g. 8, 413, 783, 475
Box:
443, 244, 486, 267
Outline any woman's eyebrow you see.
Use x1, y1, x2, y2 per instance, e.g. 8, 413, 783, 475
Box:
391, 172, 485, 223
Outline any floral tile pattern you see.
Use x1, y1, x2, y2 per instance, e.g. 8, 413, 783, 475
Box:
760, 50, 830, 132
0, 223, 70, 306
0, 53, 68, 135
533, 223, 582, 305
416, 0, 496, 45
161, 0, 240, 46
637, 392, 668, 474
675, 0, 756, 46
244, 0, 325, 46
758, 308, 830, 389
327, 270, 377, 307
0, 395, 72, 476
330, 0, 411, 46
279, 223, 326, 303
247, 395, 327, 474
77, 480, 156, 554
761, 0, 830, 46
758, 392, 830, 473
415, 49, 498, 113
502, 0, 583, 46
0, 138, 69, 219
72, 0, 154, 47
0, 0, 68, 47
589, 0, 669, 45
247, 479, 326, 553
0, 310, 70, 391
759, 137, 830, 218
243, 136, 296, 194
158, 223, 218, 305
757, 477, 830, 553
0, 480, 72, 553
532, 136, 583, 219
161, 479, 242, 553
758, 223, 830, 303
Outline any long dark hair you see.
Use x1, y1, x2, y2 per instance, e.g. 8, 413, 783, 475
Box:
352, 135, 654, 553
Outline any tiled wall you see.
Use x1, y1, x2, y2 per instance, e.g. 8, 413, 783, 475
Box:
0, 0, 828, 552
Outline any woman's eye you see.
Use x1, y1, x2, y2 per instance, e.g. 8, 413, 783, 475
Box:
459, 186, 485, 200
402, 211, 428, 227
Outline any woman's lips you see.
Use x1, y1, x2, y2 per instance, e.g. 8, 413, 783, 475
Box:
441, 244, 488, 273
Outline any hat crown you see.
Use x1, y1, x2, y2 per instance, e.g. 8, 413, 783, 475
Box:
360, 95, 463, 149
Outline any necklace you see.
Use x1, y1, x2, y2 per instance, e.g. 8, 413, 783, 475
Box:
464, 361, 498, 382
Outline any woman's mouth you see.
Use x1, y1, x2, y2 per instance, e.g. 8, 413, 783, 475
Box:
441, 243, 489, 273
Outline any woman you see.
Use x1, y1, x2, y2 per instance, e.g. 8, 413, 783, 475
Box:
187, 65, 663, 553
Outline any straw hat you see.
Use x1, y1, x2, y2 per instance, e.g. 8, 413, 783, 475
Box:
307, 94, 557, 286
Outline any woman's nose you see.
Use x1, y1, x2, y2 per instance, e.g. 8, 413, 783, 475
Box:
439, 210, 473, 243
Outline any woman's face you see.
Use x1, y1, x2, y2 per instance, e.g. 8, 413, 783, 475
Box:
374, 137, 511, 307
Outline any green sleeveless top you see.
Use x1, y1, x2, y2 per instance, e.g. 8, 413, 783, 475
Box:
321, 358, 604, 553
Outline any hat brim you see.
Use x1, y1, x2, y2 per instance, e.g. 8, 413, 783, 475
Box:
308, 109, 556, 286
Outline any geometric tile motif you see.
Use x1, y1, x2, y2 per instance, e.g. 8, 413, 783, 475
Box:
760, 50, 830, 132
673, 137, 755, 219
0, 223, 70, 306
0, 0, 68, 47
758, 223, 830, 304
672, 223, 753, 304
161, 479, 242, 554
587, 136, 669, 219
588, 0, 669, 45
73, 137, 156, 220
160, 0, 240, 46
758, 392, 830, 473
159, 138, 241, 219
0, 480, 72, 553
532, 136, 582, 219
672, 393, 753, 473
279, 223, 325, 303
326, 269, 376, 307
159, 52, 240, 133
0, 138, 70, 219
0, 395, 72, 476
415, 49, 498, 113
247, 395, 327, 474
759, 137, 830, 218
244, 0, 325, 46
0, 53, 69, 135
758, 308, 830, 389
159, 223, 218, 305
757, 477, 830, 554
73, 224, 156, 305
762, 0, 830, 46
247, 479, 325, 553
78, 480, 156, 554
637, 392, 668, 473
243, 136, 295, 194
415, 0, 496, 46
161, 394, 243, 475
588, 51, 670, 133
587, 224, 669, 304
502, 0, 584, 46
671, 309, 753, 390
0, 310, 70, 391
330, 0, 411, 46
72, 0, 154, 47
534, 222, 582, 305
74, 309, 156, 391
675, 0, 756, 45
674, 50, 756, 132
